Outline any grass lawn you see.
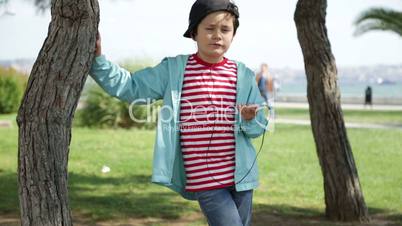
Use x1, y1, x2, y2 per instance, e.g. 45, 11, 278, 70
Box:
0, 111, 401, 225
0, 113, 16, 121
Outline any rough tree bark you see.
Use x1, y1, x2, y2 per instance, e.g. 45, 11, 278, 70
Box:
294, 0, 370, 222
16, 0, 99, 225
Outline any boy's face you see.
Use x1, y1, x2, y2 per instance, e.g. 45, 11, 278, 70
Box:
194, 11, 235, 63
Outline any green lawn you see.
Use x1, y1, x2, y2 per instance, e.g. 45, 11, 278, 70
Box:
0, 113, 16, 121
0, 112, 401, 225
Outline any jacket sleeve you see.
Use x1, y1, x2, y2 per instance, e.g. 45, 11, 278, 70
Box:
89, 55, 169, 103
239, 68, 269, 138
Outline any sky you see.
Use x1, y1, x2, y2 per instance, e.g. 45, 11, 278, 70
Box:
0, 0, 401, 70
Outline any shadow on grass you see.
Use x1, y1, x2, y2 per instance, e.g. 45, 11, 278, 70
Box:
68, 172, 198, 221
253, 204, 402, 226
0, 171, 198, 221
367, 207, 402, 224
0, 172, 19, 215
1, 171, 401, 225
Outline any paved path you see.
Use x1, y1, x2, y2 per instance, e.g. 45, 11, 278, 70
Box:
275, 102, 402, 111
0, 120, 12, 128
274, 118, 402, 130
270, 102, 402, 130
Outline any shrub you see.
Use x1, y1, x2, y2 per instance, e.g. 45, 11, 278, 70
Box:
77, 58, 160, 129
78, 85, 160, 129
0, 67, 28, 114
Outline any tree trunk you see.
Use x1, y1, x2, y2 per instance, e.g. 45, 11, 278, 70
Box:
294, 0, 370, 222
16, 0, 99, 225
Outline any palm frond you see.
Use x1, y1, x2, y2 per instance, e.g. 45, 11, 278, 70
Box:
354, 7, 402, 37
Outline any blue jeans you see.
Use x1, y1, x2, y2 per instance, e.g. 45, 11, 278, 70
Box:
195, 186, 253, 226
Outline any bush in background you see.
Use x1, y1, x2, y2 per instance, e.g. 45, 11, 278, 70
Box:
76, 58, 160, 129
0, 67, 28, 114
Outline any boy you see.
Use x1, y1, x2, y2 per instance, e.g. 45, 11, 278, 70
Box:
90, 0, 268, 225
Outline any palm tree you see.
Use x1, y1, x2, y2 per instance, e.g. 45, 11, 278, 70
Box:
354, 7, 402, 37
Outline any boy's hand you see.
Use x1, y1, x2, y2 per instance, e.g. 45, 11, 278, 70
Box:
237, 104, 258, 121
95, 32, 102, 56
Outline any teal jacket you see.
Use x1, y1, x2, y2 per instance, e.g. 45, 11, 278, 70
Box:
90, 54, 268, 200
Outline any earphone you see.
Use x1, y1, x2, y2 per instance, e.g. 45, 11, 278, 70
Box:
182, 64, 274, 187
203, 66, 273, 186
205, 102, 272, 186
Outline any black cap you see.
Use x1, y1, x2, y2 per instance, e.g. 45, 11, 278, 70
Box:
183, 0, 239, 38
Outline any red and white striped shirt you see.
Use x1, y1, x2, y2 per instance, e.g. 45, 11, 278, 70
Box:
179, 54, 238, 192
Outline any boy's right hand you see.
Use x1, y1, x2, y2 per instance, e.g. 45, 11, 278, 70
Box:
237, 104, 259, 121
95, 32, 102, 56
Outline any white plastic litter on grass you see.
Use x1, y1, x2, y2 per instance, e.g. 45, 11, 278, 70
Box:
101, 165, 110, 174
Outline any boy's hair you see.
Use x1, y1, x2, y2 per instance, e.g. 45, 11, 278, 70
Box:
183, 0, 240, 39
